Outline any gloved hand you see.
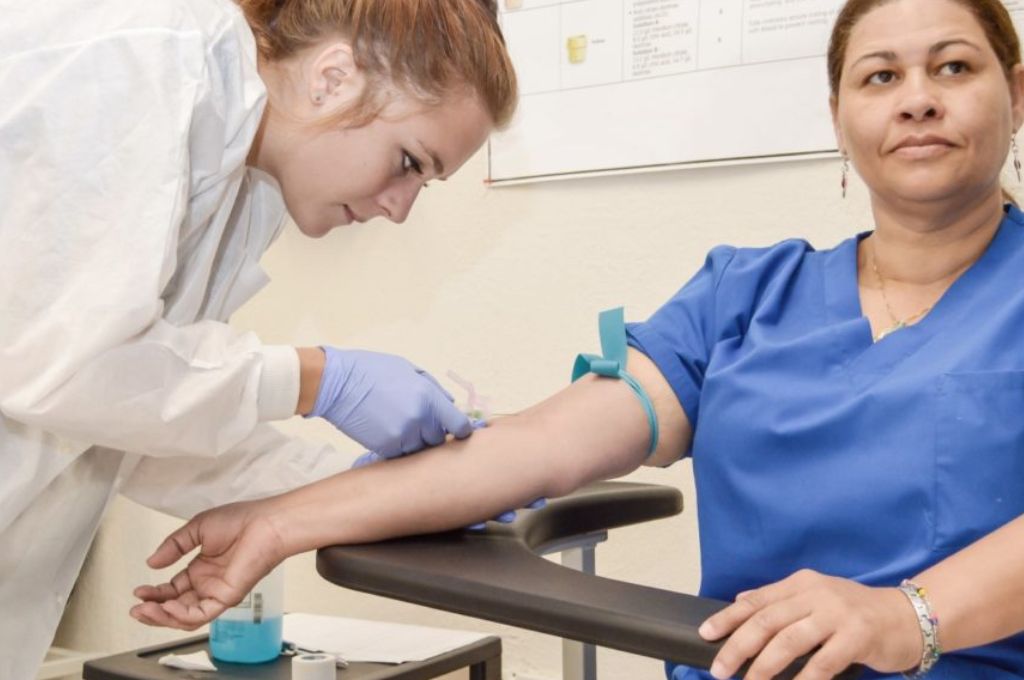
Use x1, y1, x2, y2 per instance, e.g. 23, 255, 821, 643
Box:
351, 419, 548, 529
308, 347, 473, 458
465, 497, 548, 531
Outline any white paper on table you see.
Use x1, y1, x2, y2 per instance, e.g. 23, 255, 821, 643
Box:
157, 651, 218, 671
282, 613, 490, 664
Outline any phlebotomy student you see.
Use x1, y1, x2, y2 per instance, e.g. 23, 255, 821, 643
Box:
0, 0, 517, 677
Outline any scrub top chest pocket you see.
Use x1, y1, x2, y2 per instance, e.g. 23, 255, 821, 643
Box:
934, 370, 1024, 553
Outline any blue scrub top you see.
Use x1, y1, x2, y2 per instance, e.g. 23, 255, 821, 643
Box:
626, 205, 1024, 680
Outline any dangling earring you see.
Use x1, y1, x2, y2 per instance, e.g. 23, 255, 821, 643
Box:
1013, 135, 1022, 183
840, 153, 850, 198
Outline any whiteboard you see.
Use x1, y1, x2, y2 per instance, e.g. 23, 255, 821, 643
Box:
488, 0, 1024, 184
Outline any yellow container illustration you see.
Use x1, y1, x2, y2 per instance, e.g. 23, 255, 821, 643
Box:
567, 34, 588, 64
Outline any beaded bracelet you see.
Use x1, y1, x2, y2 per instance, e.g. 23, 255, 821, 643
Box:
898, 579, 942, 678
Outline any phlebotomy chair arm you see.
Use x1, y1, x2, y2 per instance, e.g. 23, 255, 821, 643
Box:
316, 481, 862, 680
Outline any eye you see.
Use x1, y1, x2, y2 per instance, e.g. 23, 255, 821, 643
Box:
866, 70, 897, 85
938, 60, 969, 76
401, 150, 431, 188
401, 149, 424, 175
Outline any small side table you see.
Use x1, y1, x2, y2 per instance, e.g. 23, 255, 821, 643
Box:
84, 634, 500, 680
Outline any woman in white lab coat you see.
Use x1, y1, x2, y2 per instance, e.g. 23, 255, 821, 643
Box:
0, 0, 516, 676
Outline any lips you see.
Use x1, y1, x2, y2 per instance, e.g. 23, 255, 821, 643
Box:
891, 134, 956, 153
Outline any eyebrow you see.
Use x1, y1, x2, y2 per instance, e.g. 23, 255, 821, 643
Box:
850, 38, 984, 69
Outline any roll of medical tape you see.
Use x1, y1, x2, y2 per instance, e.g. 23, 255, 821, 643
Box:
291, 653, 335, 680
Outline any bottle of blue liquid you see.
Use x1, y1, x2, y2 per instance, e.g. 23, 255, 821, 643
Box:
210, 567, 284, 663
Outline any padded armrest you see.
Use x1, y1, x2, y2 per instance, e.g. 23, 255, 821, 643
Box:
317, 481, 861, 680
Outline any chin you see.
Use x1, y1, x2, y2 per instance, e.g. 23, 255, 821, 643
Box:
878, 172, 967, 204
293, 217, 335, 239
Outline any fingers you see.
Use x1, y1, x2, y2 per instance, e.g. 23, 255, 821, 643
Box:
134, 567, 196, 603
420, 421, 447, 448
465, 498, 548, 531
793, 635, 859, 680
416, 368, 456, 403
699, 570, 878, 680
130, 599, 224, 631
130, 601, 191, 630
130, 582, 207, 631
350, 451, 383, 469
700, 588, 771, 642
133, 581, 181, 604
161, 596, 229, 629
395, 400, 470, 455
707, 598, 814, 679
744, 616, 824, 680
435, 398, 473, 439
147, 521, 200, 569
493, 510, 517, 524
700, 574, 807, 641
131, 582, 231, 631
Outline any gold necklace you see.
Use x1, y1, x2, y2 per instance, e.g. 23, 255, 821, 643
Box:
868, 241, 933, 342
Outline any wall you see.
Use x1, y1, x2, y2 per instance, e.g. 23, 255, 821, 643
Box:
57, 148, 874, 679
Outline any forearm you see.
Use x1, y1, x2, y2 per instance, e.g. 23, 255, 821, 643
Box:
295, 346, 325, 415
915, 513, 1024, 652
267, 369, 671, 556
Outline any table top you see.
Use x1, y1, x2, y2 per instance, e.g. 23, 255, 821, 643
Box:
84, 634, 501, 680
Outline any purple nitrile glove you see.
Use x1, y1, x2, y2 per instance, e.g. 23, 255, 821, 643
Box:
466, 497, 547, 531
351, 418, 491, 470
309, 347, 473, 459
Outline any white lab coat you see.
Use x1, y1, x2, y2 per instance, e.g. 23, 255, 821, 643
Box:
0, 1, 351, 676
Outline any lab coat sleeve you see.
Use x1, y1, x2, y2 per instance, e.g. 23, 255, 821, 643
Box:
119, 425, 356, 519
0, 24, 297, 458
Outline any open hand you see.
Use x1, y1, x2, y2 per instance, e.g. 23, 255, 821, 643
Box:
130, 500, 287, 630
699, 569, 922, 679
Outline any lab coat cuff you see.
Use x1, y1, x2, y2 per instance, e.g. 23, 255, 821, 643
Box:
257, 345, 300, 421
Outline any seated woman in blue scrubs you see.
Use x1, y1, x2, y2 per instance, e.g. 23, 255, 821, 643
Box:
133, 0, 1024, 677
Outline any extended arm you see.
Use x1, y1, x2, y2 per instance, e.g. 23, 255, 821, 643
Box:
132, 349, 692, 628
271, 349, 691, 554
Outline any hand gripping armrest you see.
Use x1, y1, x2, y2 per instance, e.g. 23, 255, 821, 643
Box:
316, 482, 861, 680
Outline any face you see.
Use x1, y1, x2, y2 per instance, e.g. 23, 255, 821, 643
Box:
832, 0, 1024, 208
254, 42, 494, 238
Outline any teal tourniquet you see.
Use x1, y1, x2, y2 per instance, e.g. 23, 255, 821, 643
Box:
572, 307, 660, 457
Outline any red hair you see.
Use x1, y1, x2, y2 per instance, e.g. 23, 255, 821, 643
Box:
237, 0, 518, 128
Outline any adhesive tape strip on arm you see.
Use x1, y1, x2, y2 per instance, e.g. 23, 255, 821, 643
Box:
291, 653, 335, 680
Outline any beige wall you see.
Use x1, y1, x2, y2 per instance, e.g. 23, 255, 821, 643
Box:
57, 149, 875, 679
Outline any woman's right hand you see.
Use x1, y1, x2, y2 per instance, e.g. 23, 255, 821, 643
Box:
304, 347, 474, 458
130, 499, 288, 630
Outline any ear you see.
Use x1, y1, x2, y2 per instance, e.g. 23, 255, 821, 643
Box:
829, 94, 847, 156
307, 41, 366, 114
1009, 63, 1024, 133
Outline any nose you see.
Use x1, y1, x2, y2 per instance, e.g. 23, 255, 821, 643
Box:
898, 70, 944, 122
377, 179, 424, 225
